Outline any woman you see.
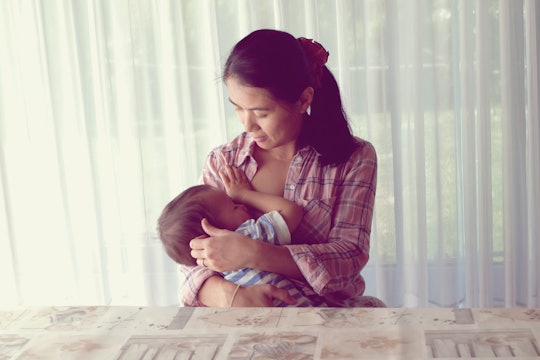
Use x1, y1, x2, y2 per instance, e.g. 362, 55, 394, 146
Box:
181, 29, 379, 307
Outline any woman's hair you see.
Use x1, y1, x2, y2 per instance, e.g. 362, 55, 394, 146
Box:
157, 185, 216, 266
223, 29, 358, 165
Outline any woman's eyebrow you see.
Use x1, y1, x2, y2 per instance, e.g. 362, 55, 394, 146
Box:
228, 98, 270, 111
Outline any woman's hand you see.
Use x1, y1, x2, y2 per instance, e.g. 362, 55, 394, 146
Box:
197, 276, 297, 307
232, 284, 297, 307
190, 218, 255, 272
191, 218, 305, 280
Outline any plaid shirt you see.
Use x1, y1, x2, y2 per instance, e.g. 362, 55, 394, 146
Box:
178, 133, 377, 306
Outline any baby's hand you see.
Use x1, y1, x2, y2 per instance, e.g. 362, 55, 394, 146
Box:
219, 165, 252, 201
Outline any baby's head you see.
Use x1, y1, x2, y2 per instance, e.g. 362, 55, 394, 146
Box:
158, 185, 214, 266
157, 185, 251, 266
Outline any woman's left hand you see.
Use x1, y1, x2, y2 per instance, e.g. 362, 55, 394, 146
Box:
190, 218, 256, 272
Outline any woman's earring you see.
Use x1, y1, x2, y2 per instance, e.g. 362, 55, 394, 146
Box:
306, 105, 311, 116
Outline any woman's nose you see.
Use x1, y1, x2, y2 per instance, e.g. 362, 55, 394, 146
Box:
241, 112, 258, 132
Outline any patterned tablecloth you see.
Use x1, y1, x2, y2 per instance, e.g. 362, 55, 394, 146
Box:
1, 306, 539, 359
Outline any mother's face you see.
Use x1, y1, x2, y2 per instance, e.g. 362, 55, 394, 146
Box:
226, 76, 312, 151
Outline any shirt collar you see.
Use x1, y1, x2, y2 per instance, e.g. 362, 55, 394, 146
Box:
223, 132, 321, 166
220, 132, 256, 167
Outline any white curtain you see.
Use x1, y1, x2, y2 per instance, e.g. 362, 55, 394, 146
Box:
1, 0, 538, 308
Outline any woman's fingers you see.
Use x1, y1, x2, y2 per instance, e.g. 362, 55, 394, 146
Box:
230, 284, 297, 307
190, 219, 240, 271
189, 232, 209, 267
272, 288, 297, 305
200, 218, 223, 236
189, 233, 207, 250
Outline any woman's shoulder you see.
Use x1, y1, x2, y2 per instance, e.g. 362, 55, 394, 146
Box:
207, 133, 255, 167
343, 137, 377, 170
352, 137, 377, 159
209, 132, 253, 154
299, 137, 376, 170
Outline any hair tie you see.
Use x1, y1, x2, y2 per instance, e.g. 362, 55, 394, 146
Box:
298, 37, 329, 89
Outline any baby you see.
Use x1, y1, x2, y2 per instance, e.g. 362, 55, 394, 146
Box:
157, 164, 319, 306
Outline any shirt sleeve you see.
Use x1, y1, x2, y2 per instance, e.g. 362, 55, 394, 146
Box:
236, 210, 291, 245
286, 142, 377, 300
178, 141, 257, 306
178, 265, 223, 307
201, 149, 226, 190
263, 210, 291, 245
177, 150, 225, 307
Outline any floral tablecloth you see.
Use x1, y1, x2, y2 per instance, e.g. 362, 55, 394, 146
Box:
1, 306, 539, 359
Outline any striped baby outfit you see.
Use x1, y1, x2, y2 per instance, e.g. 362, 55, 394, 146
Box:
223, 210, 323, 307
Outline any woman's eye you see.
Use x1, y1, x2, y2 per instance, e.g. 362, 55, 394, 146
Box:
255, 113, 268, 118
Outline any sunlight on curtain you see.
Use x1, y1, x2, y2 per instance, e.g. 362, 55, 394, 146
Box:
0, 0, 538, 307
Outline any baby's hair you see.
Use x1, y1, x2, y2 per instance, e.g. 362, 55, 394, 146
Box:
157, 184, 216, 266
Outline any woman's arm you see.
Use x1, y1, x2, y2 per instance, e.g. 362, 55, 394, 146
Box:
198, 275, 239, 306
179, 258, 297, 306
284, 141, 377, 299
177, 264, 221, 306
191, 219, 304, 280
197, 273, 296, 307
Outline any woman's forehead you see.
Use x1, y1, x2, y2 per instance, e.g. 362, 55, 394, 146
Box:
225, 77, 276, 107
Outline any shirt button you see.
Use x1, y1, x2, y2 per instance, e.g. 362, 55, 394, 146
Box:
295, 156, 303, 163
288, 184, 296, 190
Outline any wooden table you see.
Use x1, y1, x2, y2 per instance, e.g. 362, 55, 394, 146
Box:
1, 306, 539, 359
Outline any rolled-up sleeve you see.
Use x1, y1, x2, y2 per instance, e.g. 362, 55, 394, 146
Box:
178, 139, 253, 306
178, 265, 222, 306
286, 141, 377, 300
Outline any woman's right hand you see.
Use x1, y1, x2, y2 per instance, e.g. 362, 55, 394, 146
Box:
198, 276, 296, 307
232, 284, 297, 307
190, 219, 254, 272
191, 218, 304, 279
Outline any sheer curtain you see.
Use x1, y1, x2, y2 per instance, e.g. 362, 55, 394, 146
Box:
1, 0, 538, 308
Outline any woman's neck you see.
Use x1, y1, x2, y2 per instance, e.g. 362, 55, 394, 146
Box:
254, 142, 297, 162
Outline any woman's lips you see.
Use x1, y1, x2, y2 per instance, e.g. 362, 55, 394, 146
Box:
251, 134, 266, 142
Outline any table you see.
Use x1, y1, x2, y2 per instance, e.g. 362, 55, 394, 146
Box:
1, 306, 539, 359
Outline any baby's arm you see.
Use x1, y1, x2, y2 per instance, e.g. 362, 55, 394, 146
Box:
219, 165, 303, 233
